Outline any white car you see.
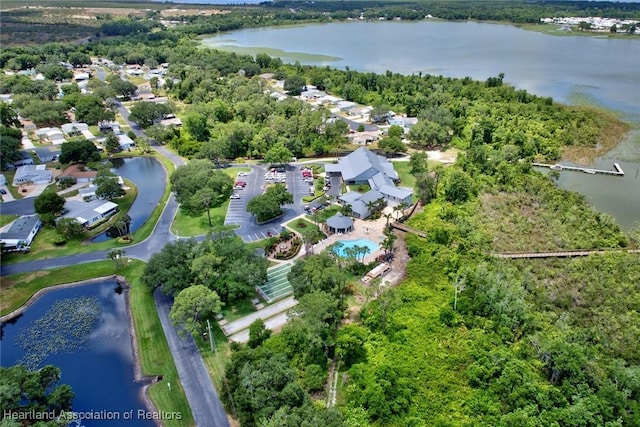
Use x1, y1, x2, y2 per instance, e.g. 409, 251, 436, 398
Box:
230, 194, 240, 199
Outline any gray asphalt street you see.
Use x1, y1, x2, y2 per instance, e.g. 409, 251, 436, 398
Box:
155, 291, 230, 427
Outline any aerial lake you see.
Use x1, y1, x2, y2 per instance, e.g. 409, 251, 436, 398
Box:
0, 279, 155, 426
203, 21, 640, 229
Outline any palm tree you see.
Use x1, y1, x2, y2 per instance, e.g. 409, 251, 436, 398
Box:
107, 249, 126, 271
364, 200, 376, 218
341, 203, 353, 218
383, 213, 393, 229
360, 246, 371, 263
345, 246, 357, 261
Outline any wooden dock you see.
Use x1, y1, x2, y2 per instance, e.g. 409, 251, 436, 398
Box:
493, 249, 640, 259
532, 162, 624, 176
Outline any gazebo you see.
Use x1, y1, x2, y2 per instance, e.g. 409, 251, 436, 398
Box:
326, 212, 354, 234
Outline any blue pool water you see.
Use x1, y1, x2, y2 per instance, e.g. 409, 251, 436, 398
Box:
333, 238, 379, 258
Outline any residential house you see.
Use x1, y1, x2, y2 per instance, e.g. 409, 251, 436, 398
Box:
12, 151, 35, 168
12, 164, 52, 185
62, 122, 89, 136
319, 95, 342, 105
33, 146, 61, 163
336, 100, 356, 113
60, 199, 118, 228
79, 184, 97, 201
158, 116, 182, 127
35, 127, 66, 145
117, 133, 135, 150
99, 121, 121, 135
348, 131, 380, 146
58, 164, 97, 184
326, 147, 413, 218
0, 215, 42, 252
270, 91, 288, 101
388, 116, 418, 133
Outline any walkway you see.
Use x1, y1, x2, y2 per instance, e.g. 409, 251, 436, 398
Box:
493, 248, 640, 259
391, 221, 427, 238
155, 291, 230, 427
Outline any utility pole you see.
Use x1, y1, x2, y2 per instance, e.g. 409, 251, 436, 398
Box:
207, 319, 215, 353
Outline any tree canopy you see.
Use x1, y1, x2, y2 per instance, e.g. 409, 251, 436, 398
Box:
247, 184, 293, 222
0, 364, 74, 425
59, 139, 101, 164
170, 285, 222, 339
170, 159, 234, 216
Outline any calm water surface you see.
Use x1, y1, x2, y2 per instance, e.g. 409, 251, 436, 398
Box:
93, 157, 166, 242
203, 21, 640, 228
0, 280, 154, 426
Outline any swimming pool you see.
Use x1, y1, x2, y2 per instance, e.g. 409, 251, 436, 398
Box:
333, 238, 379, 258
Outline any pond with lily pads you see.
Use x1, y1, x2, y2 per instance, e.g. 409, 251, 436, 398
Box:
0, 279, 155, 426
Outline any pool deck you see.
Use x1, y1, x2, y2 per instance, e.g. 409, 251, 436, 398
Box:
289, 206, 395, 264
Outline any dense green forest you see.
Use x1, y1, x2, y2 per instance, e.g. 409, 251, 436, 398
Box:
1, 4, 639, 426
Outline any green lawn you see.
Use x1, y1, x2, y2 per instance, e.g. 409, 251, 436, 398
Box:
0, 260, 194, 426
171, 200, 237, 237
170, 167, 249, 237
220, 298, 257, 323
0, 214, 18, 227
286, 218, 317, 234
392, 161, 417, 189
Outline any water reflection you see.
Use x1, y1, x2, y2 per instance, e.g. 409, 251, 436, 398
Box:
0, 280, 155, 426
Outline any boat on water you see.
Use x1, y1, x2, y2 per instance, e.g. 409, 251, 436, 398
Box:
584, 169, 597, 174
551, 164, 563, 171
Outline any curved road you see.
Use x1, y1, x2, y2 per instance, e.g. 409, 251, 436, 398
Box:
1, 101, 229, 426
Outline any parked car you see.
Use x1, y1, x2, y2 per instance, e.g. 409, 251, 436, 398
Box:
234, 186, 244, 190
0, 189, 6, 195
234, 181, 247, 187
230, 193, 240, 199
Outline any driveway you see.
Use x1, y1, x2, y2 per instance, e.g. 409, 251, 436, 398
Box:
1, 186, 15, 202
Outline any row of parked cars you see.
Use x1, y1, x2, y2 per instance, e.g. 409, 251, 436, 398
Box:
265, 168, 287, 183
231, 175, 247, 199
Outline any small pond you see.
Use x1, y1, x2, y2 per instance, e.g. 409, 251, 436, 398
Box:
0, 280, 156, 426
93, 157, 166, 242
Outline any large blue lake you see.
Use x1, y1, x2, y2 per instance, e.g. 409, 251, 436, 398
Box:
0, 280, 155, 427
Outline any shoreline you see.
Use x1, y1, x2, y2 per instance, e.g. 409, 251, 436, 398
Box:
0, 275, 162, 425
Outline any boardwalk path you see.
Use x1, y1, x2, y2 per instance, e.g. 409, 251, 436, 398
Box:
493, 249, 640, 259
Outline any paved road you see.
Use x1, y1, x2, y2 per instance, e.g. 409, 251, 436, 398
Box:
0, 197, 35, 216
155, 291, 230, 427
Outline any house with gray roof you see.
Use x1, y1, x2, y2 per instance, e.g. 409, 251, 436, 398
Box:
0, 215, 42, 252
328, 147, 413, 218
60, 199, 118, 228
33, 147, 61, 163
12, 165, 52, 185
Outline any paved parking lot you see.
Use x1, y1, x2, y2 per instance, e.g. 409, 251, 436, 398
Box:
226, 164, 334, 243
